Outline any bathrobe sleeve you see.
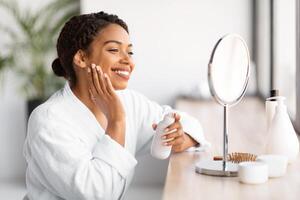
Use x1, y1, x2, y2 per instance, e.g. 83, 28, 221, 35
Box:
131, 90, 210, 153
27, 108, 137, 200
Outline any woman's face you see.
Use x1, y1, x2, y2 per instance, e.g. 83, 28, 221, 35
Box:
85, 24, 135, 90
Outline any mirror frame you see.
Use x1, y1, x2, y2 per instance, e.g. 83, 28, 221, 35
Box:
208, 34, 251, 107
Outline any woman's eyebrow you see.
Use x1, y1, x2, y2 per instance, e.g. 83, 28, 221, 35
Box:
103, 40, 133, 47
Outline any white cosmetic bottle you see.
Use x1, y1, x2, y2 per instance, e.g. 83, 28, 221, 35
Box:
151, 113, 175, 160
266, 97, 299, 163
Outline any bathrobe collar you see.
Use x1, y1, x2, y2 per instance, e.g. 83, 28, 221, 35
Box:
62, 81, 104, 135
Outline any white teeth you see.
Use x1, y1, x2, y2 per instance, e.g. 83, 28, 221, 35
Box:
115, 70, 129, 76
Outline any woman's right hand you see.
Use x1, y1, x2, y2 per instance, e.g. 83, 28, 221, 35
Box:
87, 63, 126, 145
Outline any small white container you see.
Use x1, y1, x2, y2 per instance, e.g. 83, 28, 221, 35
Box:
256, 154, 288, 178
238, 162, 268, 184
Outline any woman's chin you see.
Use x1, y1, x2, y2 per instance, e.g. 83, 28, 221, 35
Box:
113, 82, 128, 90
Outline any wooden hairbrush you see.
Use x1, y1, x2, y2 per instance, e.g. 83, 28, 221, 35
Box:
213, 152, 257, 163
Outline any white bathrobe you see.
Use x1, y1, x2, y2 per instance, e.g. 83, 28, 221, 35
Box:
23, 82, 210, 200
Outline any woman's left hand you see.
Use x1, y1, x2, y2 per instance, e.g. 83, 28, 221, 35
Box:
152, 113, 198, 153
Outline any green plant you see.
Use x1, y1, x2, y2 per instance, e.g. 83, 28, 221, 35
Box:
0, 0, 80, 100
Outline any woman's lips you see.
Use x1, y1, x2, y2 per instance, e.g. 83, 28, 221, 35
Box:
112, 70, 130, 80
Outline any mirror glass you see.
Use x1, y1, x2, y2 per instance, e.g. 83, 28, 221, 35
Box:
208, 34, 250, 105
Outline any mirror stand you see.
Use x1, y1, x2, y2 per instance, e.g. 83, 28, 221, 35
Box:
195, 104, 238, 177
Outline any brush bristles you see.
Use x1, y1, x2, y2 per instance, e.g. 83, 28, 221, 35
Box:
228, 152, 257, 163
213, 152, 257, 163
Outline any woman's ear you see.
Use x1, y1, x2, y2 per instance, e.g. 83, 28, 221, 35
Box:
73, 50, 89, 69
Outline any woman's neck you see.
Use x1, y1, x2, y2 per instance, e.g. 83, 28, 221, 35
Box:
70, 81, 98, 113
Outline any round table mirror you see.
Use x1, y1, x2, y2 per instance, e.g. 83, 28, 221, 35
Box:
196, 34, 250, 177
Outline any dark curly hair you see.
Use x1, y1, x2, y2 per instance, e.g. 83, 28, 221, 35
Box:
52, 11, 129, 86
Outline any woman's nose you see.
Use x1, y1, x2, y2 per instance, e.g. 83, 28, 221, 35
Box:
120, 51, 131, 64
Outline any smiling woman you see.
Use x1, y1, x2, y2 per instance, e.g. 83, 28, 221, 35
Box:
23, 11, 210, 200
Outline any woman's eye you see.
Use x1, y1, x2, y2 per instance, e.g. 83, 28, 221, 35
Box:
107, 48, 134, 56
108, 49, 119, 53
